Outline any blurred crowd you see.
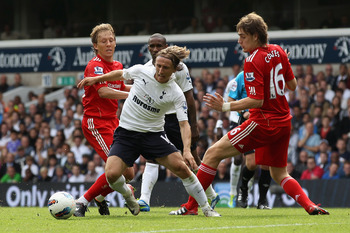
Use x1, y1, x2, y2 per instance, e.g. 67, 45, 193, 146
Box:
1, 62, 350, 185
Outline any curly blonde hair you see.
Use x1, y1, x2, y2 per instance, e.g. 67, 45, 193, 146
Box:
154, 45, 190, 71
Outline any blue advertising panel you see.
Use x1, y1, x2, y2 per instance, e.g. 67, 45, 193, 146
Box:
1, 35, 350, 73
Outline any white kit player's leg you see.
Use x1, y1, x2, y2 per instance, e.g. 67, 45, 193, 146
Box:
229, 158, 241, 207
138, 162, 159, 212
169, 173, 221, 217
205, 184, 220, 209
108, 175, 140, 216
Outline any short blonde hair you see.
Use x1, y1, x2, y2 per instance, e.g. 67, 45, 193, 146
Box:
90, 23, 115, 54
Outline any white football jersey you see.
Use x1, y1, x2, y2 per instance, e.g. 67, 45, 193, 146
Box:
120, 64, 188, 132
144, 60, 193, 114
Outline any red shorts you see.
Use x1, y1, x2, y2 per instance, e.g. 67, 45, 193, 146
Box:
227, 119, 291, 167
82, 116, 118, 162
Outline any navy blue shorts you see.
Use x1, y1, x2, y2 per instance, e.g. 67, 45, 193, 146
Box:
164, 114, 197, 151
109, 127, 179, 167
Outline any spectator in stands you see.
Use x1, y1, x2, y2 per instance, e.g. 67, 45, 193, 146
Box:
228, 64, 241, 82
214, 160, 230, 181
92, 153, 105, 175
47, 155, 58, 178
301, 156, 324, 180
0, 166, 21, 183
164, 19, 178, 35
63, 151, 76, 176
21, 155, 39, 178
73, 103, 84, 121
337, 80, 350, 110
309, 89, 330, 118
0, 152, 21, 178
84, 161, 99, 182
6, 130, 21, 154
51, 165, 68, 183
9, 73, 23, 90
38, 166, 51, 182
0, 123, 11, 150
341, 161, 350, 178
320, 10, 340, 28
294, 64, 305, 80
70, 135, 91, 165
62, 116, 74, 140
49, 108, 64, 131
336, 138, 350, 163
33, 137, 48, 167
287, 160, 301, 179
288, 125, 299, 165
212, 16, 230, 33
334, 63, 348, 90
298, 121, 321, 157
317, 151, 330, 172
181, 17, 205, 34
295, 150, 308, 175
325, 64, 335, 85
0, 75, 10, 93
322, 162, 340, 179
137, 20, 152, 35
68, 164, 85, 183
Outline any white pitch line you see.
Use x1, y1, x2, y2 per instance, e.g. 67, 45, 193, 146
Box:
130, 222, 345, 233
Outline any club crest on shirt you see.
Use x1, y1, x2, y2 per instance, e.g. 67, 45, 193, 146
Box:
159, 90, 166, 99
245, 72, 255, 82
94, 66, 104, 75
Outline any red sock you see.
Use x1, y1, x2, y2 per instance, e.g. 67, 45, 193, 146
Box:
280, 176, 314, 209
184, 163, 216, 210
84, 173, 111, 202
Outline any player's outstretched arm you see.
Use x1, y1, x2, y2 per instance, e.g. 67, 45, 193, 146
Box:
77, 70, 125, 88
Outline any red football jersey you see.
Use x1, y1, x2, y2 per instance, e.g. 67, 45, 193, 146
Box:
82, 55, 125, 118
244, 44, 294, 126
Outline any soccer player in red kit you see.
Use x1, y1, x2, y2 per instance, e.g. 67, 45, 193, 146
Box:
74, 23, 134, 217
170, 12, 329, 216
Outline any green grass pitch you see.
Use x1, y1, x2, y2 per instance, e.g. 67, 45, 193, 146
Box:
1, 207, 349, 233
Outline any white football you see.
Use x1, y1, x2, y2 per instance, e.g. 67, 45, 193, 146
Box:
48, 191, 76, 219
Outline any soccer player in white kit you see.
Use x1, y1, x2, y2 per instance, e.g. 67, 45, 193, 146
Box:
77, 45, 221, 217
138, 34, 219, 213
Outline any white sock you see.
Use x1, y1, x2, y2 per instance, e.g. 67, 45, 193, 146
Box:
205, 184, 217, 200
108, 175, 132, 199
95, 195, 105, 203
181, 173, 208, 207
139, 162, 159, 205
77, 196, 89, 205
230, 162, 241, 196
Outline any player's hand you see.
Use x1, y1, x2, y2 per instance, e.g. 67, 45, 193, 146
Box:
77, 77, 98, 89
203, 92, 224, 111
183, 151, 198, 171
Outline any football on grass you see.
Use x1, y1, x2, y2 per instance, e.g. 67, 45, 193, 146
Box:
48, 191, 76, 219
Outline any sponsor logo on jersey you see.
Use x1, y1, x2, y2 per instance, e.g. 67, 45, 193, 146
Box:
108, 83, 122, 89
94, 66, 104, 75
132, 95, 160, 113
245, 72, 255, 82
144, 94, 154, 105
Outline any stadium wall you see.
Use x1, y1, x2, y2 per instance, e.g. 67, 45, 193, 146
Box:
0, 28, 350, 88
0, 179, 349, 208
